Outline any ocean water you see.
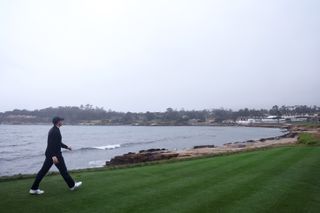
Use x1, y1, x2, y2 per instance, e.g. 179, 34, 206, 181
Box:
0, 125, 285, 176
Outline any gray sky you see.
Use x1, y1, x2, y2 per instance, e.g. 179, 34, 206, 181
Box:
1, 0, 319, 112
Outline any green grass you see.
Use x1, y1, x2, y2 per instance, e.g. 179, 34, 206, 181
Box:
298, 133, 320, 145
1, 146, 320, 213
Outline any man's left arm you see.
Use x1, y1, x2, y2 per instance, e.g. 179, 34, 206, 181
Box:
61, 142, 72, 150
57, 129, 72, 150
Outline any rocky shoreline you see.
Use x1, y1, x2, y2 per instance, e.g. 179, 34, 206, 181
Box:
105, 149, 179, 166
105, 125, 319, 167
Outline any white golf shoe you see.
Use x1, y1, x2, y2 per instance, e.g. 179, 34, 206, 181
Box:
70, 181, 82, 191
29, 189, 44, 195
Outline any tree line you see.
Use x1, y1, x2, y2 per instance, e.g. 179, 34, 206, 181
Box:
0, 105, 319, 125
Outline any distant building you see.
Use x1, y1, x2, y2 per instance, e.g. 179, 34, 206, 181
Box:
236, 118, 256, 125
261, 116, 285, 123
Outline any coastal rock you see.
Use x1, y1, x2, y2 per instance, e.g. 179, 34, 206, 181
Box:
281, 132, 298, 138
193, 145, 215, 149
235, 144, 247, 148
106, 149, 179, 166
258, 136, 276, 142
139, 148, 166, 153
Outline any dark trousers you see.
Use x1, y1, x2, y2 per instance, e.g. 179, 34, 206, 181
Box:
31, 156, 75, 190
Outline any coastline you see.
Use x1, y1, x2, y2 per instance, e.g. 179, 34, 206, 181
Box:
105, 124, 319, 166
1, 124, 318, 179
177, 125, 319, 159
177, 134, 297, 159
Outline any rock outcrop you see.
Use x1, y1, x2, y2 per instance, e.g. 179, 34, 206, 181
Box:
106, 149, 179, 166
193, 145, 215, 149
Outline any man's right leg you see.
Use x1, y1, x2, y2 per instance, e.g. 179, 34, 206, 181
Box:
55, 156, 75, 188
31, 157, 53, 190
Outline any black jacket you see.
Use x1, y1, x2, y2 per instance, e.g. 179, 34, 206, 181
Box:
45, 126, 68, 158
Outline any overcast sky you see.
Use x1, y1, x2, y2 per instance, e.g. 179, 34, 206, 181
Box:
0, 0, 319, 112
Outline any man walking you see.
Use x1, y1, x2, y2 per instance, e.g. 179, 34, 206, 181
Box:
29, 116, 82, 195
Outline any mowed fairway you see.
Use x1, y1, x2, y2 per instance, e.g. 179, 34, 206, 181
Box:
0, 146, 320, 213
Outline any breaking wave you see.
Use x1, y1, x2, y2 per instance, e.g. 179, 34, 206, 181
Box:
92, 144, 121, 150
77, 144, 121, 151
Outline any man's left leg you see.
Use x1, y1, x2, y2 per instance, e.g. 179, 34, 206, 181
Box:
55, 156, 75, 188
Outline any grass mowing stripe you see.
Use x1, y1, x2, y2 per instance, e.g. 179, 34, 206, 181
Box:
217, 147, 320, 213
39, 148, 292, 213
124, 149, 261, 180
80, 148, 268, 201
149, 147, 300, 213
216, 147, 317, 213
0, 151, 268, 213
265, 147, 320, 213
1, 146, 319, 213
47, 148, 296, 211
118, 147, 294, 212
85, 150, 259, 190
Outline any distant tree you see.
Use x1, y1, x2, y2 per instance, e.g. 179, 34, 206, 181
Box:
270, 105, 281, 116
165, 108, 179, 121
146, 111, 155, 121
